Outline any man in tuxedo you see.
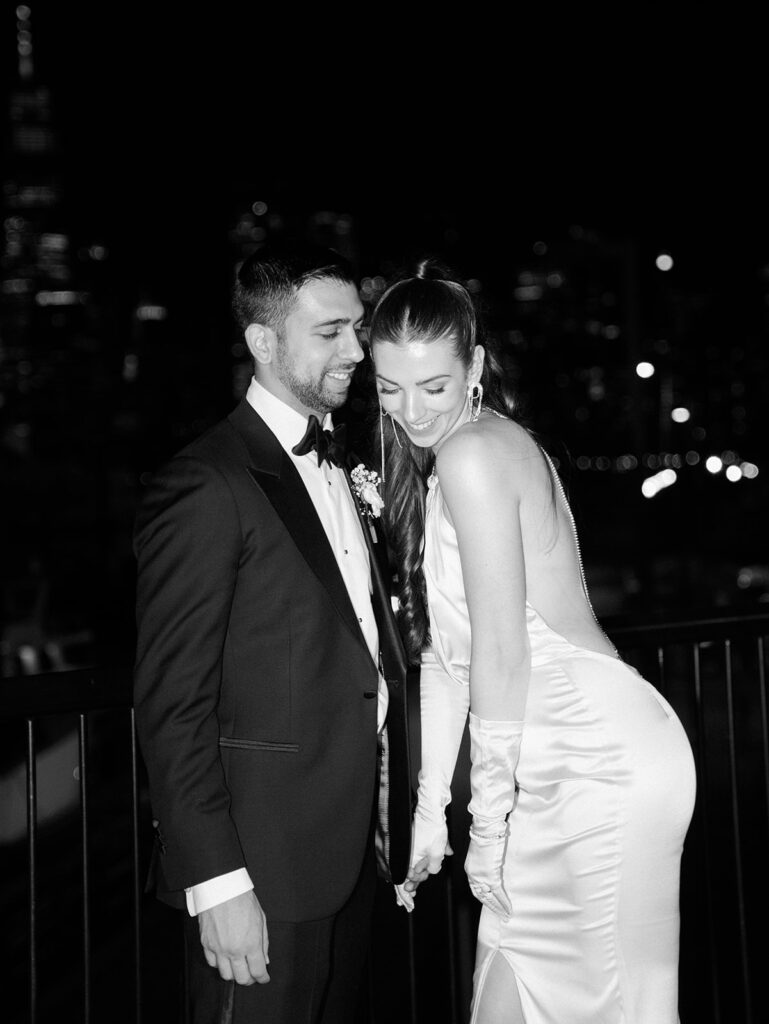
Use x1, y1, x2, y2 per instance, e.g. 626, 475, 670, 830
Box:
133, 244, 412, 1022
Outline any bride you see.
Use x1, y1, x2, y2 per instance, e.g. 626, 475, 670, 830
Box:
368, 258, 696, 1023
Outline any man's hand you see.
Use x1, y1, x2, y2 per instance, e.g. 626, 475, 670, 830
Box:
198, 890, 270, 986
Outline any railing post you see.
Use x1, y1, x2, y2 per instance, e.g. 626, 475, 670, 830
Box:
79, 712, 91, 1023
692, 642, 721, 1020
131, 708, 143, 1024
724, 640, 752, 1022
26, 718, 38, 1024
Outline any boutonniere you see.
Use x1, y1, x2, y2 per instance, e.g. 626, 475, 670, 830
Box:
350, 464, 385, 519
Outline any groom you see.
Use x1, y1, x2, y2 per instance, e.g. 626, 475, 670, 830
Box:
133, 243, 412, 1022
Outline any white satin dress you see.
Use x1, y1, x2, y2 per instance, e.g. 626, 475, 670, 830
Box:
423, 470, 697, 1024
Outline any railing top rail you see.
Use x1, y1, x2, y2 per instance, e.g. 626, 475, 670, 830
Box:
608, 611, 769, 645
2, 610, 768, 720
0, 666, 134, 721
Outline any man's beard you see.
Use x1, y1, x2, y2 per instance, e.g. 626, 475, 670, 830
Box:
275, 347, 348, 415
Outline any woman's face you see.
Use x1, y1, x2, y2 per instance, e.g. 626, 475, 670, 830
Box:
373, 334, 483, 450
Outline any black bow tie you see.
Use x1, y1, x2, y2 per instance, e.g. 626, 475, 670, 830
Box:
292, 415, 348, 468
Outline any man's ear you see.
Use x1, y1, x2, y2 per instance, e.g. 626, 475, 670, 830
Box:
245, 323, 275, 366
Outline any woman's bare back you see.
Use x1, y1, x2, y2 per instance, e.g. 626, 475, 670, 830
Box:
474, 415, 617, 660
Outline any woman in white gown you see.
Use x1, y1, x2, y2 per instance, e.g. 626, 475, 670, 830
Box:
368, 259, 697, 1024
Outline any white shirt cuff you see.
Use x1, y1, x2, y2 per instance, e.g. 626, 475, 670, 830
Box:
184, 868, 254, 916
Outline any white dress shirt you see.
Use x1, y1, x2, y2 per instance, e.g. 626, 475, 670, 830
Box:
185, 379, 388, 915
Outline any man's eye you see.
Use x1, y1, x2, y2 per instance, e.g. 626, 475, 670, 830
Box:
355, 325, 370, 342
320, 329, 341, 340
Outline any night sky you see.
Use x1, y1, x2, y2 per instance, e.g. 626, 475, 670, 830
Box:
9, 5, 769, 294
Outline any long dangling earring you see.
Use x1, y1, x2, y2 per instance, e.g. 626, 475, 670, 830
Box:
390, 413, 403, 448
378, 404, 387, 485
468, 381, 484, 422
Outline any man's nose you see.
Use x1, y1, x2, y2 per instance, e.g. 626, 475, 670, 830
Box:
337, 327, 365, 363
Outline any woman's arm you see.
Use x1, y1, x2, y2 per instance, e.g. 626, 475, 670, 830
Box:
436, 427, 530, 719
437, 426, 529, 919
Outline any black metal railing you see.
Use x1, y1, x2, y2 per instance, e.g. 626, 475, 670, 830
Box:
3, 611, 769, 1023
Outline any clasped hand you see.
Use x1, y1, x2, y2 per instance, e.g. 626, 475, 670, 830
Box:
394, 805, 453, 911
198, 890, 270, 986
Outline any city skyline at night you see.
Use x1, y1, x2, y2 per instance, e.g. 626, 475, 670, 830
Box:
2, 5, 769, 672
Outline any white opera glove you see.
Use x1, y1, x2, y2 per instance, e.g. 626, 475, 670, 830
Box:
464, 713, 524, 920
394, 656, 469, 912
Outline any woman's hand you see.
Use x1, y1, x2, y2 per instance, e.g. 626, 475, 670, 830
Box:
465, 829, 511, 919
393, 816, 454, 911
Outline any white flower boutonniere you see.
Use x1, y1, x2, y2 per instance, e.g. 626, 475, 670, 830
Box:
350, 464, 385, 519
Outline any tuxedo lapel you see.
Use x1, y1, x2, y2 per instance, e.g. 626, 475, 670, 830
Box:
228, 400, 368, 652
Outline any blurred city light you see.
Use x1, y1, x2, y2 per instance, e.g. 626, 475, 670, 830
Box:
685, 451, 700, 465
135, 304, 167, 321
741, 462, 760, 479
35, 290, 82, 305
671, 407, 691, 423
705, 456, 723, 474
642, 468, 677, 498
514, 284, 543, 301
655, 253, 674, 271
636, 361, 655, 378
251, 201, 268, 216
725, 465, 743, 482
122, 354, 138, 383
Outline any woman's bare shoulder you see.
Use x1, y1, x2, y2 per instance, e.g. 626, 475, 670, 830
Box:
436, 416, 542, 497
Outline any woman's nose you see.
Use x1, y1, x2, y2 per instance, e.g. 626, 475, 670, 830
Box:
403, 391, 423, 423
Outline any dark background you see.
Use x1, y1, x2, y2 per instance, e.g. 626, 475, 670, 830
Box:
2, 6, 768, 670
2, 8, 769, 1023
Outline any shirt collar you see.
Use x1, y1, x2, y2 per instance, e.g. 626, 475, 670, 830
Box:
245, 377, 333, 458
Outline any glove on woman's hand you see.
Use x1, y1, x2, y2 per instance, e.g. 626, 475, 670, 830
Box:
393, 657, 469, 911
464, 713, 524, 920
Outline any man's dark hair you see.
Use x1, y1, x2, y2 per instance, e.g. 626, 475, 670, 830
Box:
232, 243, 355, 335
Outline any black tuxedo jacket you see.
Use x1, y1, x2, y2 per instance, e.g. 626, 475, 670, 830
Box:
133, 399, 412, 922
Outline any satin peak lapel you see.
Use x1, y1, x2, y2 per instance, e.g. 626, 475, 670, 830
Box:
246, 459, 369, 649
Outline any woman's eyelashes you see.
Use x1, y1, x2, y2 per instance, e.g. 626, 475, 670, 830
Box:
377, 386, 447, 397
